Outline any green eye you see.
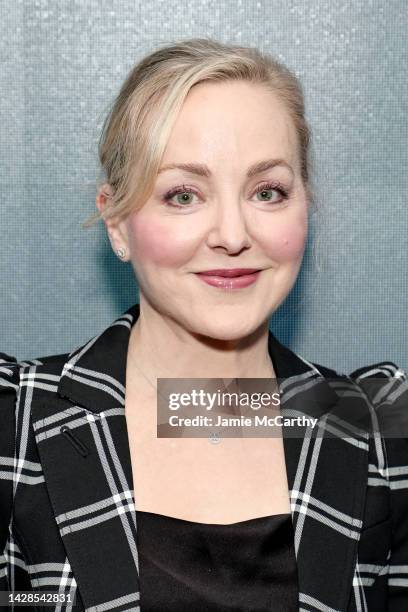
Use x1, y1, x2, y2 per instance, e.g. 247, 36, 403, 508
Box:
175, 192, 194, 205
164, 185, 199, 208
257, 188, 279, 201
254, 182, 288, 204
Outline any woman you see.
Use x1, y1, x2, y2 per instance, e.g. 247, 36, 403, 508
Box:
1, 38, 407, 612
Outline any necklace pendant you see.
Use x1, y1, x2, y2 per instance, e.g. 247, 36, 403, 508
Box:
208, 432, 222, 444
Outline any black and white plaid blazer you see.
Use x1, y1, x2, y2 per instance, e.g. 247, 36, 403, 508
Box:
1, 302, 408, 611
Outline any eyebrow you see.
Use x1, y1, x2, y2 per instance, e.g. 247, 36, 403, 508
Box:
158, 158, 294, 178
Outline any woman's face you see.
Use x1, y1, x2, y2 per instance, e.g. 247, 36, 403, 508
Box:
124, 80, 308, 340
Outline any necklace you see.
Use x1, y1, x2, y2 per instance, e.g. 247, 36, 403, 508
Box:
127, 332, 239, 444
126, 326, 277, 444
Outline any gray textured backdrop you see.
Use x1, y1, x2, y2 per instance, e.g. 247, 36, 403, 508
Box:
1, 0, 407, 373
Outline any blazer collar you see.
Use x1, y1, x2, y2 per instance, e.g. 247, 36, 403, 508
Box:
46, 303, 367, 611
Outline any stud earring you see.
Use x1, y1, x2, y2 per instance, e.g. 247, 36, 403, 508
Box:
116, 247, 126, 259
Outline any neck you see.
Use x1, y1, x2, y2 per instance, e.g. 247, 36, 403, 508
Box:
126, 298, 276, 383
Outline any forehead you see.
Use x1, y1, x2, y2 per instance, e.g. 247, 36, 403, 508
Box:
161, 80, 300, 171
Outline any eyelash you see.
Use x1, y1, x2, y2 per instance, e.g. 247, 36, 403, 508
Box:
162, 181, 290, 209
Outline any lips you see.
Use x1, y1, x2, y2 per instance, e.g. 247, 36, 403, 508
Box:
195, 269, 261, 289
197, 268, 260, 277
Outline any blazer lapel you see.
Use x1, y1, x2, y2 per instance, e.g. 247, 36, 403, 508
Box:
269, 335, 370, 611
30, 303, 369, 612
30, 309, 142, 611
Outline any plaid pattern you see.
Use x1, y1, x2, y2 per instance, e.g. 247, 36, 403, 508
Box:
1, 302, 407, 612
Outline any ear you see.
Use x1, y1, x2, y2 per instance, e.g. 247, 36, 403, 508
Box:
96, 183, 130, 261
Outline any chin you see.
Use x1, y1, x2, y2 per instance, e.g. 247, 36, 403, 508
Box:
189, 317, 260, 343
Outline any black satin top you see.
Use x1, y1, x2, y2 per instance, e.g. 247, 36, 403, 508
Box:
136, 510, 299, 611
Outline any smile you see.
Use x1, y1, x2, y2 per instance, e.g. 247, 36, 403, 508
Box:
194, 270, 261, 289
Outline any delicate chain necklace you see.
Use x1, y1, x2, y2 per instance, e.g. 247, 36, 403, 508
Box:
127, 330, 237, 444
127, 325, 277, 444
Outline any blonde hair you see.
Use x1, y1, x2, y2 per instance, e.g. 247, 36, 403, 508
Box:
82, 37, 312, 229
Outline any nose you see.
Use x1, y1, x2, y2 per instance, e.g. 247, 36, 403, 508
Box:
206, 198, 251, 254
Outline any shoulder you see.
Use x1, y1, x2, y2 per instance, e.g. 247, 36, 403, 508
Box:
310, 358, 407, 435
0, 350, 74, 406
0, 352, 20, 397
348, 361, 406, 384
0, 349, 73, 457
344, 361, 408, 483
310, 358, 406, 383
347, 361, 407, 412
312, 358, 408, 492
1, 349, 75, 373
311, 358, 407, 399
0, 346, 73, 424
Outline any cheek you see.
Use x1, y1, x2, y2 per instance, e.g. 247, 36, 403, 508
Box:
127, 215, 194, 267
261, 214, 307, 262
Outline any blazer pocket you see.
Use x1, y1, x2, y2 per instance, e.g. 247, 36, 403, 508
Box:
359, 516, 392, 568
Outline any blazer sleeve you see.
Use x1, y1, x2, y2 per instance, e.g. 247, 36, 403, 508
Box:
349, 361, 408, 611
0, 352, 32, 594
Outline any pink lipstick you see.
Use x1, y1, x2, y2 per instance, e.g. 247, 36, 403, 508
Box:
195, 268, 261, 289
